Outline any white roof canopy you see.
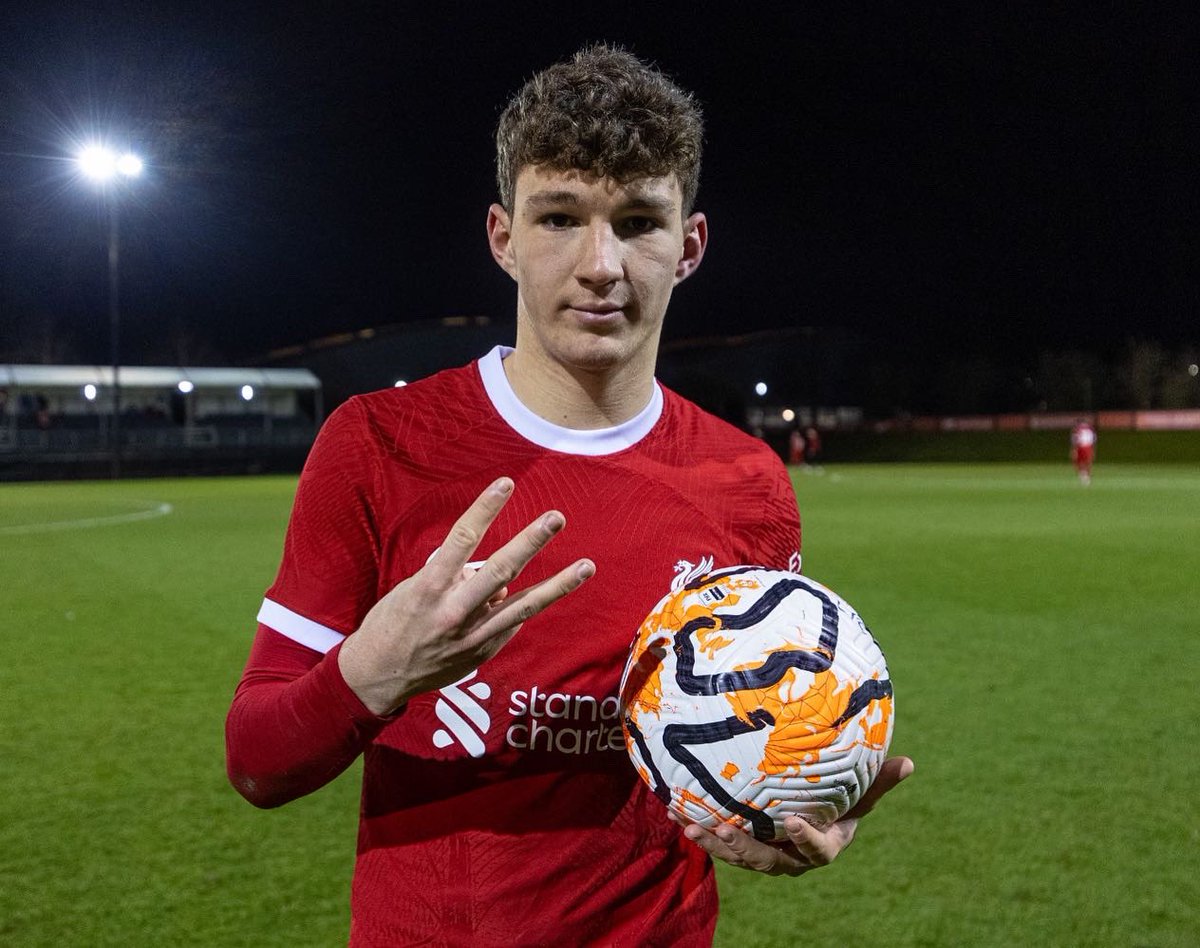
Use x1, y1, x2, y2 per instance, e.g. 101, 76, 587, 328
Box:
0, 365, 320, 391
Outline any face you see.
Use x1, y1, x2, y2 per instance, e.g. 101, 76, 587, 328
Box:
487, 165, 707, 380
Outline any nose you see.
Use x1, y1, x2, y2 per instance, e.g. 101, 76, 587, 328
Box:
574, 224, 623, 286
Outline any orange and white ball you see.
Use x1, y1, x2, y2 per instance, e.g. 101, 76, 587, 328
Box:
620, 567, 893, 841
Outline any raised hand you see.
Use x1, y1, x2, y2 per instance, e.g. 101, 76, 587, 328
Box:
338, 477, 595, 715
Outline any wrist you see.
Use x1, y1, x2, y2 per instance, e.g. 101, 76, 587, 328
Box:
337, 632, 409, 717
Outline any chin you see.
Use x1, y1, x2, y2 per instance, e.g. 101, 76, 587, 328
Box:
559, 338, 629, 373
522, 315, 659, 376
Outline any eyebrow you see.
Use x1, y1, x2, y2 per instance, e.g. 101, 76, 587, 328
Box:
622, 194, 677, 214
522, 190, 677, 214
523, 190, 581, 209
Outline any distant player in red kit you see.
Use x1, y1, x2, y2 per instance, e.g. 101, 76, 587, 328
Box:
1071, 419, 1097, 485
804, 425, 823, 467
788, 426, 806, 464
225, 45, 912, 946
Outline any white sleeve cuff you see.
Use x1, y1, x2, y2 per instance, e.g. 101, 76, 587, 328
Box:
256, 598, 347, 654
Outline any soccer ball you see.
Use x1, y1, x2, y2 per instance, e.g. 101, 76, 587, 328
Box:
619, 566, 893, 841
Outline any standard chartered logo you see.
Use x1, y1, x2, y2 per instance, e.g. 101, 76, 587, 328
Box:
430, 673, 624, 757
432, 672, 493, 758
506, 685, 625, 755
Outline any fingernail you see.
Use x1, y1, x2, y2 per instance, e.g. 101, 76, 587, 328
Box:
576, 561, 595, 581
541, 511, 564, 532
493, 478, 513, 496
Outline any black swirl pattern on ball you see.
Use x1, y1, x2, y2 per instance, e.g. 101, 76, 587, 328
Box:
674, 576, 840, 697
832, 677, 893, 726
623, 716, 671, 805
682, 565, 761, 591
663, 710, 779, 841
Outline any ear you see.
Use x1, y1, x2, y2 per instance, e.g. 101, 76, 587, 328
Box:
487, 204, 518, 280
674, 212, 708, 285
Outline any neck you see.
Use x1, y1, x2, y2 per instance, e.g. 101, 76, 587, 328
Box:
502, 343, 658, 430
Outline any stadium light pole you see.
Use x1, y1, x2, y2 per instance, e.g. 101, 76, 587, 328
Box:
77, 145, 143, 478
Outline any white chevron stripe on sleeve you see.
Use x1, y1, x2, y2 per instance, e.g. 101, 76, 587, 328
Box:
256, 598, 347, 654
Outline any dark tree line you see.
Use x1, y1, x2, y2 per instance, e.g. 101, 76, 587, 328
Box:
855, 337, 1199, 416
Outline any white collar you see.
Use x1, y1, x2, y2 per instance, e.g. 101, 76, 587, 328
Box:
476, 346, 663, 456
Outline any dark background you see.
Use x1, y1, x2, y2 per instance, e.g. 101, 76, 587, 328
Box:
1, 3, 1196, 410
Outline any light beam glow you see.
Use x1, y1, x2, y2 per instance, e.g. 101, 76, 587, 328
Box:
78, 146, 117, 181
116, 152, 143, 177
77, 145, 144, 181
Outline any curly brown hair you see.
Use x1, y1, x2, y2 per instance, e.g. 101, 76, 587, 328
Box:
495, 45, 704, 216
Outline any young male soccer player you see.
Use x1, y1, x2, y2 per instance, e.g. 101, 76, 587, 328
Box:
226, 45, 912, 946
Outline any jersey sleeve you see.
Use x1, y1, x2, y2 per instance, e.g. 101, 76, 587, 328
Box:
752, 454, 803, 573
263, 397, 384, 648
225, 627, 395, 807
225, 398, 395, 808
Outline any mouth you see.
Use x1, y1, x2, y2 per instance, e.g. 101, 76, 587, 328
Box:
565, 307, 628, 334
566, 303, 626, 321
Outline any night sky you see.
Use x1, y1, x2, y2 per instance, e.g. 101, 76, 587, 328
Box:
1, 3, 1196, 369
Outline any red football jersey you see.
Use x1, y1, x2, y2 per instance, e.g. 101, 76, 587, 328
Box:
1071, 423, 1096, 450
226, 347, 802, 946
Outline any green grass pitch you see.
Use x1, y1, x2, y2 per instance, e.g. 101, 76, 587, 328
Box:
1, 464, 1197, 946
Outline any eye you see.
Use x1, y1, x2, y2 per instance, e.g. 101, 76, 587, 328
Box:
619, 216, 661, 236
540, 213, 576, 230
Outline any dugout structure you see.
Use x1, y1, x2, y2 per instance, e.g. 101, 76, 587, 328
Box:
0, 364, 322, 480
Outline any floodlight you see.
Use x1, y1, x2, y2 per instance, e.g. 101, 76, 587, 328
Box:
116, 153, 143, 177
781, 408, 795, 422
83, 384, 98, 401
74, 139, 145, 479
394, 379, 408, 387
78, 145, 118, 181
241, 385, 255, 401
754, 382, 768, 397
77, 146, 143, 181
177, 380, 194, 394
1189, 364, 1199, 378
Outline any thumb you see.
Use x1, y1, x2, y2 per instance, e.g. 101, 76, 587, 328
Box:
845, 756, 914, 820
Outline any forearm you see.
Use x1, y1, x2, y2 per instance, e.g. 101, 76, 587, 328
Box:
225, 627, 393, 808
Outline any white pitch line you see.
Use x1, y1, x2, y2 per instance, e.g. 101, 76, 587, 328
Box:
0, 501, 174, 536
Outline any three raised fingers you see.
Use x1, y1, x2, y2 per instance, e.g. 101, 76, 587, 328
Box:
471, 558, 595, 644
425, 477, 516, 585
451, 509, 567, 614
424, 478, 594, 646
